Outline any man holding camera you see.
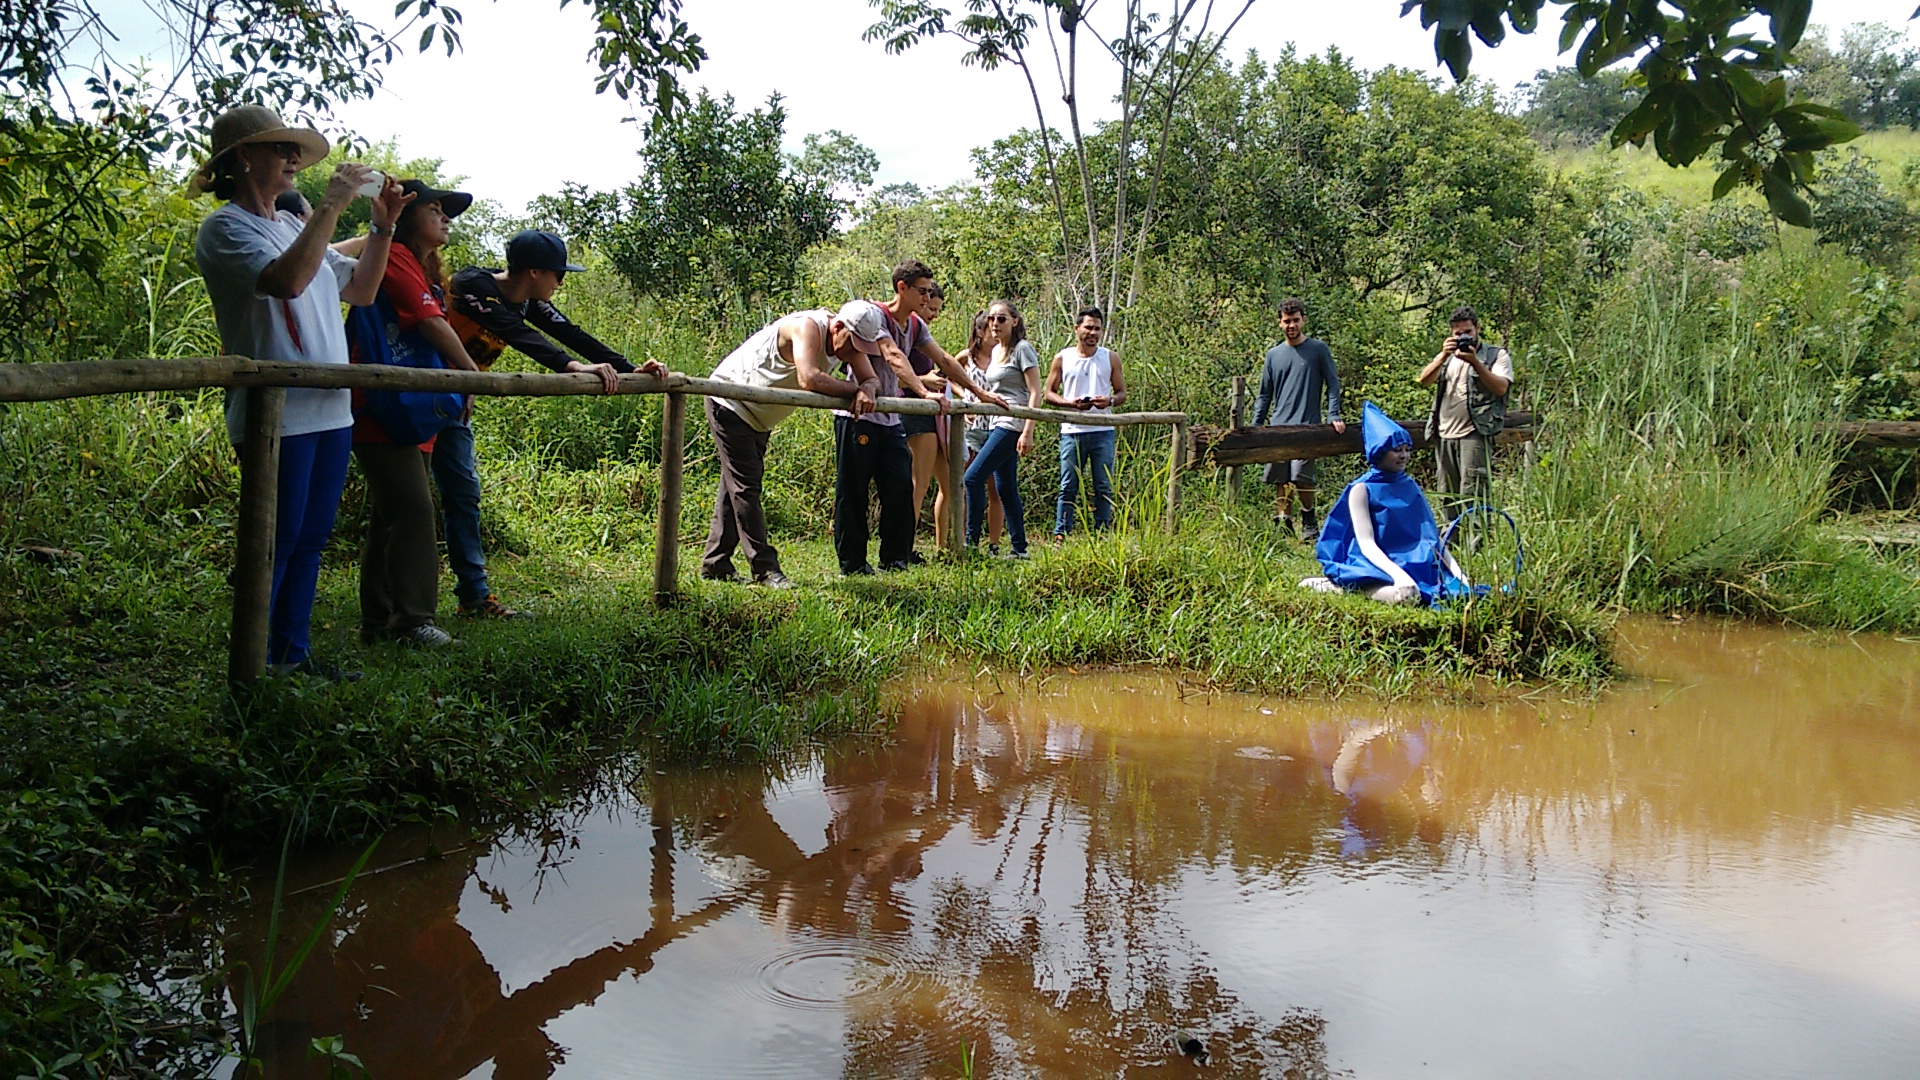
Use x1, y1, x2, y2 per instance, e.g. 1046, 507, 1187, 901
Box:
1417, 305, 1513, 521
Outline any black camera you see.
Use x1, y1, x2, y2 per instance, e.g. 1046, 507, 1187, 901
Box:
1452, 334, 1478, 353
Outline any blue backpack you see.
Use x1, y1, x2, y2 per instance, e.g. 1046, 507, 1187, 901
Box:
344, 293, 465, 446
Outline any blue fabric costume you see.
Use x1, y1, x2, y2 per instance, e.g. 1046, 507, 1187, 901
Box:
1313, 402, 1445, 603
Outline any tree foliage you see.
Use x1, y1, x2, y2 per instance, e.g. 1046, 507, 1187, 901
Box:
541, 93, 867, 309
1401, 0, 1864, 226
0, 0, 705, 358
1520, 66, 1643, 145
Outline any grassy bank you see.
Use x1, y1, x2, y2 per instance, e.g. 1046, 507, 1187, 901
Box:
0, 390, 1614, 1072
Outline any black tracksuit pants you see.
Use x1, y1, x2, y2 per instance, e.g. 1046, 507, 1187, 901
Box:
833, 416, 915, 572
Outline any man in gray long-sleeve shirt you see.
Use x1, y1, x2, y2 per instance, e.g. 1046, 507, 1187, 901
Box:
1250, 297, 1345, 540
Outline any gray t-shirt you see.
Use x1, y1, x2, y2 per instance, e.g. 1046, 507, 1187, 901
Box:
195, 202, 358, 443
1436, 346, 1514, 439
982, 340, 1039, 430
1252, 337, 1342, 428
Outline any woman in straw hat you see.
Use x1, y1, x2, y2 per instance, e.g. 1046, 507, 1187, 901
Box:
193, 103, 412, 680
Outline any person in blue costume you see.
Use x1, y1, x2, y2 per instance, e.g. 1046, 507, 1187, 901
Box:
1301, 402, 1460, 606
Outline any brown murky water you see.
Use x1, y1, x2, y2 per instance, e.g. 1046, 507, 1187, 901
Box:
243, 619, 1920, 1077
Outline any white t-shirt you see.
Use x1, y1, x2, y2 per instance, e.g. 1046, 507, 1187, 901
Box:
195, 202, 357, 443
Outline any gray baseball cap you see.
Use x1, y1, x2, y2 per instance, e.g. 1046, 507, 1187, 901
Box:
835, 300, 889, 356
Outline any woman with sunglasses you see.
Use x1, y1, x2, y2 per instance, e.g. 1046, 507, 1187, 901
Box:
193, 105, 409, 680
349, 179, 479, 650
963, 300, 1041, 557
956, 312, 1007, 552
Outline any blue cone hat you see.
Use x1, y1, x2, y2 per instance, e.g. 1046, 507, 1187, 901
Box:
1361, 401, 1410, 466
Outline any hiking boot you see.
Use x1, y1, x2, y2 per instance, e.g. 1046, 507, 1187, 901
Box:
269, 657, 364, 683
396, 623, 459, 648
699, 565, 740, 583
1273, 514, 1295, 537
987, 543, 1001, 557
1002, 549, 1030, 560
843, 564, 875, 577
457, 594, 523, 619
751, 570, 795, 590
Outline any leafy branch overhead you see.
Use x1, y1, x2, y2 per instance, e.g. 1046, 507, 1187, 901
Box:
1401, 0, 1865, 224
0, 0, 704, 354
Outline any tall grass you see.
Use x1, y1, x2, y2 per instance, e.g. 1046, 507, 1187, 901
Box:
1509, 252, 1920, 628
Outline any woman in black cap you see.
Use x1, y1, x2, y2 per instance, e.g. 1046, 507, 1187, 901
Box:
349, 179, 479, 650
192, 103, 409, 680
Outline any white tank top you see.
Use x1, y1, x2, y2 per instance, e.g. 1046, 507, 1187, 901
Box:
1059, 346, 1113, 435
709, 310, 831, 431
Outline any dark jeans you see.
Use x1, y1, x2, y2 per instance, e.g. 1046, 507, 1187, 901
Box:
703, 398, 782, 577
1055, 429, 1116, 535
964, 425, 1027, 554
430, 418, 489, 605
262, 426, 351, 665
355, 442, 440, 635
833, 416, 914, 572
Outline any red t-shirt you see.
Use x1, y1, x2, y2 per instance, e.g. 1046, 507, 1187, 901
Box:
352, 244, 446, 449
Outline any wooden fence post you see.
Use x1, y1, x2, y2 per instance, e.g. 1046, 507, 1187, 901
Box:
945, 411, 966, 557
1165, 420, 1187, 535
229, 386, 284, 685
1228, 375, 1246, 503
653, 392, 687, 607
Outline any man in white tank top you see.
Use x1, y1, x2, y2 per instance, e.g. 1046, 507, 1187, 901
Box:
1042, 307, 1127, 538
702, 300, 889, 587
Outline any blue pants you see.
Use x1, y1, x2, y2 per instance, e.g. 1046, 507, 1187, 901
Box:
430, 418, 489, 605
1055, 429, 1115, 535
965, 426, 1027, 554
267, 426, 352, 665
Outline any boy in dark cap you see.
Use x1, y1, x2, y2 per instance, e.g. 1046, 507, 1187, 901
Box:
440, 230, 666, 618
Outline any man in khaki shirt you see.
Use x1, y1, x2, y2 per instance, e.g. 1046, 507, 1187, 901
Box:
1417, 305, 1514, 521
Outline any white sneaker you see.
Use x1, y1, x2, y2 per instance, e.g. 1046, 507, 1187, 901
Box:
397, 623, 459, 648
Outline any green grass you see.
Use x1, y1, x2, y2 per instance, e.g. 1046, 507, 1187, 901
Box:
0, 385, 1617, 1071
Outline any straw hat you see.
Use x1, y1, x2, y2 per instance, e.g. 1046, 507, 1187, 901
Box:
190, 105, 330, 193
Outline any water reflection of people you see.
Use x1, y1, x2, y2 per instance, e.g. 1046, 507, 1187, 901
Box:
1310, 720, 1440, 856
249, 691, 1349, 1076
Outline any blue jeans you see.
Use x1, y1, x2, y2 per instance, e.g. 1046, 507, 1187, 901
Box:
430, 418, 489, 605
965, 426, 1027, 554
267, 426, 352, 665
1055, 429, 1115, 535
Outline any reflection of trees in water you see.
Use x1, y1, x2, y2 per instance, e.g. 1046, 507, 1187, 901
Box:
243, 695, 1445, 1077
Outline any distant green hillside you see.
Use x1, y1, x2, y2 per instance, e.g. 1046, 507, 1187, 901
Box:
1553, 130, 1920, 204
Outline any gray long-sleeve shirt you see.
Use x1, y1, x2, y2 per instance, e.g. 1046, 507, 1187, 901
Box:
1252, 337, 1342, 427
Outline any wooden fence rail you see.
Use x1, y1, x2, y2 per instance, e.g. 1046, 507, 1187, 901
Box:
0, 357, 1191, 683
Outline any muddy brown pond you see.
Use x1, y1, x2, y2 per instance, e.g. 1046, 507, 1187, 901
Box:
239, 619, 1920, 1077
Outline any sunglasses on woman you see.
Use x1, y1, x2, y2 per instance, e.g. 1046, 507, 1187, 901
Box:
986, 314, 1012, 324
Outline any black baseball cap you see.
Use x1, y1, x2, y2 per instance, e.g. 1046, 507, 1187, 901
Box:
399, 178, 473, 218
506, 229, 586, 274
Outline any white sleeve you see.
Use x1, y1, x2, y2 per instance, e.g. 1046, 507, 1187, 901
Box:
323, 246, 358, 287
1348, 484, 1418, 590
1491, 347, 1515, 383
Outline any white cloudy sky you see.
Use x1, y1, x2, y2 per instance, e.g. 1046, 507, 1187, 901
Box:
117, 0, 1920, 209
